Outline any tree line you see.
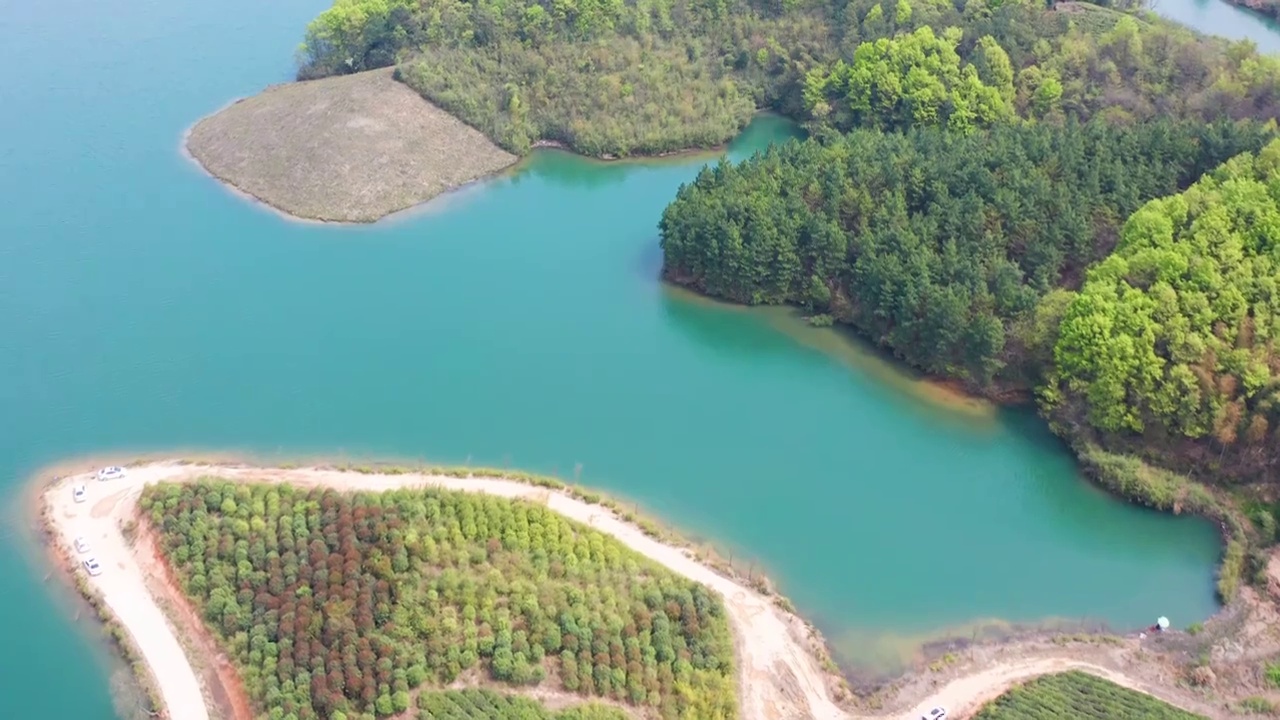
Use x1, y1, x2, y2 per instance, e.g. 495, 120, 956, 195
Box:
1048, 139, 1280, 481
659, 118, 1272, 387
141, 480, 736, 720
296, 0, 1280, 156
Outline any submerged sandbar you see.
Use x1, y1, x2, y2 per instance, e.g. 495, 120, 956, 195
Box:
185, 69, 516, 223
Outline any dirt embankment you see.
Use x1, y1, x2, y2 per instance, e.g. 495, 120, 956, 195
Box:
41, 460, 1247, 720
133, 523, 253, 720
184, 68, 516, 223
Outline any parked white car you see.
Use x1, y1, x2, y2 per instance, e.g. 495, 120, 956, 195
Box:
72, 484, 87, 503
97, 466, 126, 481
921, 707, 947, 720
74, 537, 90, 554
82, 557, 103, 576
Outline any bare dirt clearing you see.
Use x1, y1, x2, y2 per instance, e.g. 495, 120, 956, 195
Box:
41, 460, 1243, 720
185, 69, 515, 223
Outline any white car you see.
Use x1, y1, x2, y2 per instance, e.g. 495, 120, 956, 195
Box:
82, 557, 103, 576
72, 484, 87, 503
921, 707, 947, 720
96, 466, 126, 481
74, 537, 90, 554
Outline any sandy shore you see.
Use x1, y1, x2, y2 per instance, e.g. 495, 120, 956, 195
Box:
41, 460, 1217, 720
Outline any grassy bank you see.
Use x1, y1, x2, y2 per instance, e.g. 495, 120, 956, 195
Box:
1073, 443, 1255, 603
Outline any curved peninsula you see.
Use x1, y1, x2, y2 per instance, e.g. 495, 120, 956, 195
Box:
40, 459, 1273, 720
185, 69, 515, 223
43, 461, 844, 720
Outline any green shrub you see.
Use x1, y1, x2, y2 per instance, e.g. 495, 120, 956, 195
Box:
1239, 696, 1276, 715
973, 671, 1206, 719
1265, 662, 1280, 688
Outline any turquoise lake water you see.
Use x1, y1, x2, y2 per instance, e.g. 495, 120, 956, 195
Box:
0, 0, 1273, 716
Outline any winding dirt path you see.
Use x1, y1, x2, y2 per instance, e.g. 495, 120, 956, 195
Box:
42, 461, 1208, 720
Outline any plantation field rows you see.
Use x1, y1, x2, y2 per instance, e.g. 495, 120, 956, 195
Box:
972, 670, 1207, 719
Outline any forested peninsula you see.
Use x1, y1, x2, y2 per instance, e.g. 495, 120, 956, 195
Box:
290, 0, 1280, 586
645, 0, 1280, 612
298, 0, 1280, 156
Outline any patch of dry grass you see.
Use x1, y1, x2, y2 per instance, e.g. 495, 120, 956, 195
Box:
185, 68, 516, 223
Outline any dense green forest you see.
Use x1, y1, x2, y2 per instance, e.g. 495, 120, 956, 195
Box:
1048, 139, 1280, 480
415, 688, 627, 719
659, 119, 1272, 386
297, 0, 1280, 155
141, 480, 736, 720
971, 670, 1206, 719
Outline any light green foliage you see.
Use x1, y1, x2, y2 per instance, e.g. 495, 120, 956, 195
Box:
1054, 139, 1280, 451
1266, 662, 1280, 688
973, 670, 1207, 719
972, 35, 1014, 105
415, 688, 628, 719
299, 0, 414, 78
894, 0, 912, 26
660, 119, 1271, 385
802, 26, 1012, 132
141, 480, 736, 720
305, 0, 838, 155
1239, 696, 1277, 715
297, 0, 1280, 156
1016, 288, 1077, 388
1017, 16, 1280, 126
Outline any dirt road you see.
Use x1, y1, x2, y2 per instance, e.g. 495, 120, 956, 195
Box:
41, 461, 1208, 720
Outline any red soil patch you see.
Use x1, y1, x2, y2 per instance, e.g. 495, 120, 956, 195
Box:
135, 522, 254, 720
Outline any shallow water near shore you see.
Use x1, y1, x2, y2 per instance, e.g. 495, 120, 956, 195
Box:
0, 0, 1274, 716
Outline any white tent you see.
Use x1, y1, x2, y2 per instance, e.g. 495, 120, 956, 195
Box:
1157, 617, 1170, 630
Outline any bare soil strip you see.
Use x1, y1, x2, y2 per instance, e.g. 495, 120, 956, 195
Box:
42, 461, 1215, 720
184, 69, 516, 223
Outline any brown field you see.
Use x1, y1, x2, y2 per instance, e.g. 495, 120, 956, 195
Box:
185, 68, 516, 223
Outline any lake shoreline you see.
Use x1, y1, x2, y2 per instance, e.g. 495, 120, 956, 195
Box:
661, 283, 1255, 596
34, 455, 1254, 720
662, 277, 1020, 414
659, 282, 1003, 423
183, 69, 792, 225
180, 121, 518, 229
37, 458, 852, 720
30, 479, 168, 719
182, 69, 518, 224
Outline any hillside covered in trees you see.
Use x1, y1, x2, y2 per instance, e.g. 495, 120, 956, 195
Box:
141, 480, 736, 720
1048, 139, 1280, 481
297, 0, 1280, 156
660, 119, 1272, 387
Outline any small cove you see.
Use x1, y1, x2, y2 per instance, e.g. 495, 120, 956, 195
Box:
0, 0, 1274, 716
